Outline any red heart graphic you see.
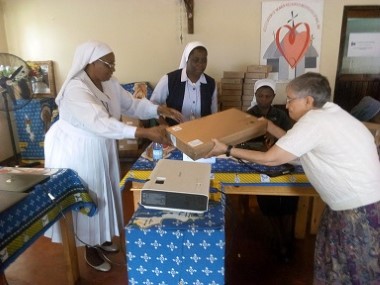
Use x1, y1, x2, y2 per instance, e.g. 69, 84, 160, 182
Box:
275, 22, 311, 68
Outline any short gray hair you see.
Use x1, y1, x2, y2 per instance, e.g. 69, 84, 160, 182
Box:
287, 72, 331, 108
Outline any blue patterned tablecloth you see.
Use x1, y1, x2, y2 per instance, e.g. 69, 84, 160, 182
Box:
0, 167, 96, 272
125, 192, 225, 285
121, 148, 311, 188
129, 148, 304, 172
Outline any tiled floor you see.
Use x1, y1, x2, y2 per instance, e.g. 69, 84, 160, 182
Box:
1, 159, 315, 285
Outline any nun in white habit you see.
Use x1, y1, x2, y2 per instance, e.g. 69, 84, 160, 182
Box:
150, 41, 217, 125
44, 40, 183, 271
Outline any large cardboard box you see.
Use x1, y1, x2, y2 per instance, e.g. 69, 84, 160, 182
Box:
166, 108, 267, 160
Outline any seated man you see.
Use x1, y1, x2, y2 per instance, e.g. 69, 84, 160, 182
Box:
243, 78, 297, 262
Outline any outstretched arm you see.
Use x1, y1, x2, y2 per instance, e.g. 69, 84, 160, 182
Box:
135, 125, 172, 145
266, 119, 287, 139
205, 139, 297, 166
157, 105, 184, 123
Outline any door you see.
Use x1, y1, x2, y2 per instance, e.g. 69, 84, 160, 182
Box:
333, 6, 380, 112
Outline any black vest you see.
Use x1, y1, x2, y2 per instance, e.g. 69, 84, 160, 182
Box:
166, 69, 215, 126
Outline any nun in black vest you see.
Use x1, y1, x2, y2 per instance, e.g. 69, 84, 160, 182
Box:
150, 41, 218, 126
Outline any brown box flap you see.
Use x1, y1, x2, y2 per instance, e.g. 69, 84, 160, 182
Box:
166, 108, 267, 160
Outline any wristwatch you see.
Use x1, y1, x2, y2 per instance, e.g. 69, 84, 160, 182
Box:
225, 145, 233, 157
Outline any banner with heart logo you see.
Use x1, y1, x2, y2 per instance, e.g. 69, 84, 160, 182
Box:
260, 0, 324, 81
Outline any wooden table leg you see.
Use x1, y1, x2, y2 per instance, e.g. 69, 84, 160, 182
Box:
310, 197, 325, 235
60, 211, 79, 285
294, 196, 311, 239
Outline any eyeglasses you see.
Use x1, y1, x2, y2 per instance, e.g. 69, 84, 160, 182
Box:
97, 58, 115, 70
286, 97, 302, 104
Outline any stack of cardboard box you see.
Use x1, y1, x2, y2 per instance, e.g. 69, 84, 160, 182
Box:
242, 65, 272, 111
219, 65, 272, 112
242, 77, 256, 112
118, 82, 150, 152
118, 116, 143, 151
219, 71, 244, 111
245, 64, 272, 80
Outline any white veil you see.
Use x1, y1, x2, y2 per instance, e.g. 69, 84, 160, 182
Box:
55, 40, 113, 106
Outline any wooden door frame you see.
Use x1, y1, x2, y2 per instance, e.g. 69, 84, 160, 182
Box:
335, 6, 380, 76
333, 6, 380, 111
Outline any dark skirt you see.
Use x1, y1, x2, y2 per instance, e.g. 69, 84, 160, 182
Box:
314, 201, 380, 285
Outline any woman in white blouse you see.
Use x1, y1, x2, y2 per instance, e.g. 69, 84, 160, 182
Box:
206, 72, 380, 284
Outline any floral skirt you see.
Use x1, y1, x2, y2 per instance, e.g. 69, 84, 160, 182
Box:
314, 201, 380, 285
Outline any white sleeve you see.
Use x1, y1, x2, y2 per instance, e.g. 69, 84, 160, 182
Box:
60, 82, 139, 139
276, 115, 321, 157
150, 75, 169, 105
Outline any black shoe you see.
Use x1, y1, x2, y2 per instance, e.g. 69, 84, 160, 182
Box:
85, 246, 111, 272
98, 241, 119, 253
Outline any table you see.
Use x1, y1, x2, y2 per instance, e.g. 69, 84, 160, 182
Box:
125, 190, 225, 284
0, 167, 97, 285
120, 147, 325, 239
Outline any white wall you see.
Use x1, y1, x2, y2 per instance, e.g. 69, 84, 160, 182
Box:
1, 0, 262, 88
0, 0, 379, 161
1, 0, 378, 88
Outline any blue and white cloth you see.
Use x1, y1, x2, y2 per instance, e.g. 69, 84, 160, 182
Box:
125, 195, 225, 285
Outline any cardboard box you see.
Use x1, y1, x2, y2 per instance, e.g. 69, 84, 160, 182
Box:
247, 64, 272, 73
220, 105, 239, 111
244, 78, 258, 84
119, 115, 142, 151
219, 95, 242, 102
221, 101, 242, 108
118, 139, 139, 151
245, 72, 268, 79
221, 83, 243, 90
166, 108, 267, 160
242, 94, 254, 101
221, 89, 242, 96
243, 89, 254, 96
243, 83, 254, 90
223, 71, 245, 78
242, 100, 252, 107
121, 115, 141, 126
221, 78, 243, 84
